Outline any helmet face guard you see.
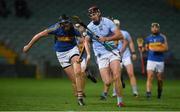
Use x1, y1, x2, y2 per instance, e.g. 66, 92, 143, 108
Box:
88, 6, 101, 17
151, 23, 160, 34
151, 23, 160, 28
58, 14, 73, 30
59, 14, 71, 24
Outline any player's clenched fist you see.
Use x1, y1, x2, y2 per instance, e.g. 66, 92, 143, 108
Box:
23, 45, 30, 53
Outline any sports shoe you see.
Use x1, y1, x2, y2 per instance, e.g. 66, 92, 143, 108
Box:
78, 99, 85, 106
100, 93, 107, 100
117, 102, 125, 108
86, 68, 97, 83
112, 93, 117, 97
133, 93, 139, 98
146, 92, 151, 100
157, 89, 162, 99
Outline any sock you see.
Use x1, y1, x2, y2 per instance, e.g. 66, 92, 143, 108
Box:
77, 91, 83, 100
146, 91, 151, 97
132, 85, 138, 95
113, 88, 116, 94
117, 96, 122, 104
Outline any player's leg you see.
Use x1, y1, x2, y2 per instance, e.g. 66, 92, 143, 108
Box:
56, 51, 77, 96
96, 55, 111, 100
110, 60, 124, 107
99, 67, 111, 100
125, 63, 138, 96
112, 63, 125, 97
71, 55, 85, 105
80, 59, 86, 97
146, 60, 155, 99
146, 70, 154, 98
157, 72, 163, 99
156, 62, 164, 99
63, 66, 77, 96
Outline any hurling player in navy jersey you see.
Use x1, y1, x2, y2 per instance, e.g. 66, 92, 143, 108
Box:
23, 14, 87, 106
144, 23, 168, 99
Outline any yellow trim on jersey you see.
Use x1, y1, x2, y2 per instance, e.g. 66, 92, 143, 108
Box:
57, 36, 73, 42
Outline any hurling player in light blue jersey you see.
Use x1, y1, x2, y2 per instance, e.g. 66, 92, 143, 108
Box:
144, 23, 168, 99
111, 19, 139, 97
86, 6, 125, 108
23, 14, 87, 106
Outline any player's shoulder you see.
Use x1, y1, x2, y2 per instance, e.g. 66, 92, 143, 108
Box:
87, 21, 94, 29
121, 30, 130, 37
146, 34, 152, 38
46, 22, 61, 33
121, 30, 129, 34
159, 33, 166, 39
102, 17, 113, 23
145, 34, 152, 41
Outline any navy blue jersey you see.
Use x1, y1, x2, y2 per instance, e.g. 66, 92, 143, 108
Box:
47, 23, 81, 52
145, 33, 166, 62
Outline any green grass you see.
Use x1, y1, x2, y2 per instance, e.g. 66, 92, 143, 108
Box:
0, 78, 179, 111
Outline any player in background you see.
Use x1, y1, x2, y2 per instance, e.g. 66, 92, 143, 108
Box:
144, 23, 168, 99
86, 6, 125, 107
111, 19, 139, 97
23, 14, 86, 106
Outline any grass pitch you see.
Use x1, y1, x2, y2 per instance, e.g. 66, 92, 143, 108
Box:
0, 78, 179, 111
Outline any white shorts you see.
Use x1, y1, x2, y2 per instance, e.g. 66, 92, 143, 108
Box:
97, 51, 120, 69
122, 56, 132, 66
147, 60, 164, 73
56, 46, 80, 68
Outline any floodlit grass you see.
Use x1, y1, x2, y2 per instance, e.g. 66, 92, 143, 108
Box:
0, 78, 179, 111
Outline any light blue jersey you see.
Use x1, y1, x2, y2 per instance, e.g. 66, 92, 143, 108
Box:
87, 17, 117, 56
117, 30, 131, 59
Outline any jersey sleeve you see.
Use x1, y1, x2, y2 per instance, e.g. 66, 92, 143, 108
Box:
124, 31, 131, 42
106, 18, 116, 32
46, 23, 60, 35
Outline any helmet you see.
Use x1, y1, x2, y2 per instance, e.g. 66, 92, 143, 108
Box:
151, 22, 160, 28
88, 6, 101, 16
59, 14, 71, 24
113, 19, 120, 27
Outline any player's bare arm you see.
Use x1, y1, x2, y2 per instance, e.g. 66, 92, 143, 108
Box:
23, 29, 49, 53
129, 37, 137, 60
84, 37, 91, 65
120, 38, 128, 55
98, 28, 124, 42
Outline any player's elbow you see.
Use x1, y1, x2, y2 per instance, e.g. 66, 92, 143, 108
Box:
118, 32, 124, 40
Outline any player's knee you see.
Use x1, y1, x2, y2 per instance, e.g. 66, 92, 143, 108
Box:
113, 75, 120, 81
75, 72, 81, 78
147, 76, 153, 82
128, 72, 134, 78
105, 82, 111, 87
103, 79, 111, 86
